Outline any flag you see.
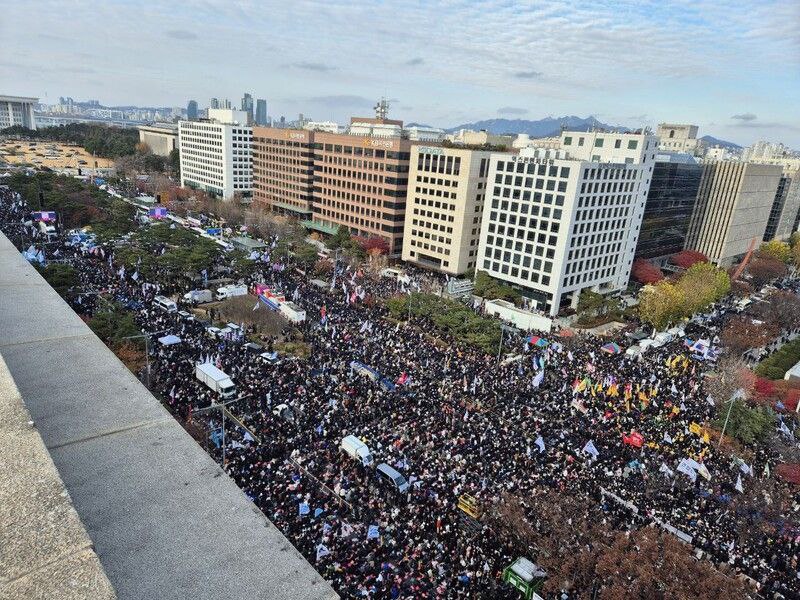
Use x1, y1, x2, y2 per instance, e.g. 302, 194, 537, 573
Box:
367, 524, 380, 539
677, 458, 697, 482
532, 371, 544, 388
663, 432, 673, 444
659, 463, 674, 478
779, 420, 794, 438
689, 422, 702, 435
696, 462, 711, 481
252, 300, 260, 311
316, 544, 330, 561
299, 502, 310, 516
534, 435, 545, 453
582, 440, 599, 458
735, 475, 744, 493
340, 522, 354, 538
739, 462, 752, 476
314, 508, 324, 518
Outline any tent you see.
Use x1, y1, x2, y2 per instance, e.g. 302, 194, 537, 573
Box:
158, 335, 182, 346
527, 336, 549, 347
601, 342, 622, 354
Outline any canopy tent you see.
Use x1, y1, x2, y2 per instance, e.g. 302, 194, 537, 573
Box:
601, 342, 622, 354
158, 334, 182, 346
527, 335, 549, 347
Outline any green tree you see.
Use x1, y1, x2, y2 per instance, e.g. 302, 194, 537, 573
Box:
294, 242, 321, 268
474, 270, 522, 303
714, 399, 775, 445
169, 148, 180, 177
328, 225, 352, 249
35, 263, 78, 297
88, 304, 141, 345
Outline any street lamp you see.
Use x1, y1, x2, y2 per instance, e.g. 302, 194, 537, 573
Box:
193, 394, 253, 468
121, 328, 170, 388
718, 387, 746, 448
498, 323, 517, 364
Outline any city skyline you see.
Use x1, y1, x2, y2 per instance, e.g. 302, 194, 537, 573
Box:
1, 0, 799, 146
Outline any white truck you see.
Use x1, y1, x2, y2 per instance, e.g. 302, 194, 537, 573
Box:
195, 363, 236, 400
279, 301, 306, 323
215, 284, 248, 301
184, 289, 213, 304
38, 221, 57, 238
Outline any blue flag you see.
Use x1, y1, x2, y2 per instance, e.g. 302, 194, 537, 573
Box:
367, 524, 380, 539
299, 502, 310, 516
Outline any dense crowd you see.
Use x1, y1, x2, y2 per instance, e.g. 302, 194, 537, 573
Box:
2, 181, 800, 599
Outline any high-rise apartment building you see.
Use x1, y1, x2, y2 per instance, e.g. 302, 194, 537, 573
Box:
402, 146, 493, 275
0, 95, 38, 129
656, 123, 703, 155
255, 99, 267, 126
241, 93, 254, 125
635, 154, 703, 263
179, 108, 252, 200
685, 162, 783, 265
476, 130, 658, 316
186, 100, 198, 120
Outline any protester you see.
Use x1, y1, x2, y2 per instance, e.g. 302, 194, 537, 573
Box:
2, 182, 798, 599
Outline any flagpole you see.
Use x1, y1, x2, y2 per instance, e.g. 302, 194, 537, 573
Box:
718, 397, 735, 449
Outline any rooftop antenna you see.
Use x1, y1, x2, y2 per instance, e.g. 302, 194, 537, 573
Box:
374, 97, 389, 120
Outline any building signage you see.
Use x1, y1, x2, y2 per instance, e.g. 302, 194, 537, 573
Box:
511, 156, 555, 166
363, 138, 394, 149
418, 147, 444, 155
287, 132, 306, 140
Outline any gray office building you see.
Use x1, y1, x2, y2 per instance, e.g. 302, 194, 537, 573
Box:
255, 99, 267, 126
186, 100, 198, 120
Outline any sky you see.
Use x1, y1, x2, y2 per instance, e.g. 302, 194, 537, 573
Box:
2, 0, 799, 147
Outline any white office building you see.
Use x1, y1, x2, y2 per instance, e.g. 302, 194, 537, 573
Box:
179, 109, 252, 200
0, 95, 38, 129
477, 130, 658, 316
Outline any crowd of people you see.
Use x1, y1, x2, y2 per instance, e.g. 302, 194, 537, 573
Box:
2, 181, 800, 599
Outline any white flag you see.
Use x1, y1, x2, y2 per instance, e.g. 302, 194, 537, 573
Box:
532, 371, 544, 388
677, 459, 697, 482
316, 544, 330, 561
663, 432, 673, 444
735, 475, 744, 493
534, 435, 545, 453
582, 440, 599, 458
659, 463, 674, 478
252, 300, 260, 311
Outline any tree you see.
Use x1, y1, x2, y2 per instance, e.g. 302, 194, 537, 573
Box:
356, 236, 390, 255
293, 242, 321, 269
759, 239, 792, 263
714, 398, 775, 445
35, 263, 78, 297
474, 270, 522, 303
719, 315, 779, 356
328, 225, 352, 249
670, 249, 709, 269
631, 259, 664, 284
748, 255, 787, 288
637, 281, 684, 330
676, 261, 730, 314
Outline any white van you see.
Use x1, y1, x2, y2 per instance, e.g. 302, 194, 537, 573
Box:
340, 435, 373, 466
153, 295, 178, 313
376, 463, 410, 494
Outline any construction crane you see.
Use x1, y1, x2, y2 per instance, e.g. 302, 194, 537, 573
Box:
731, 237, 758, 282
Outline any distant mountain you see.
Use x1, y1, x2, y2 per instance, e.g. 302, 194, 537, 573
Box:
406, 122, 433, 128
699, 135, 742, 150
445, 116, 630, 138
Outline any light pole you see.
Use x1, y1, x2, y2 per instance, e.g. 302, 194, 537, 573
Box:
718, 388, 746, 448
121, 328, 169, 388
193, 394, 252, 468
497, 324, 517, 364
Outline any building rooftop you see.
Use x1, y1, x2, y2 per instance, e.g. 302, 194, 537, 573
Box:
0, 232, 337, 600
0, 94, 39, 103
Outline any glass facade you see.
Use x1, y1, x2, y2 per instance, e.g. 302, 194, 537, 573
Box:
635, 161, 702, 261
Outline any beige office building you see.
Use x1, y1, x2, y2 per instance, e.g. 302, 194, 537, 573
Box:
402, 146, 493, 275
686, 161, 783, 265
657, 123, 703, 155
138, 124, 178, 157
447, 129, 514, 148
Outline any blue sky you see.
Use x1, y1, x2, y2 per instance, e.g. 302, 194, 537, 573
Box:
2, 0, 799, 146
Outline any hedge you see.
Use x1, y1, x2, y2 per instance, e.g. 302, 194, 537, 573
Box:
755, 337, 800, 380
